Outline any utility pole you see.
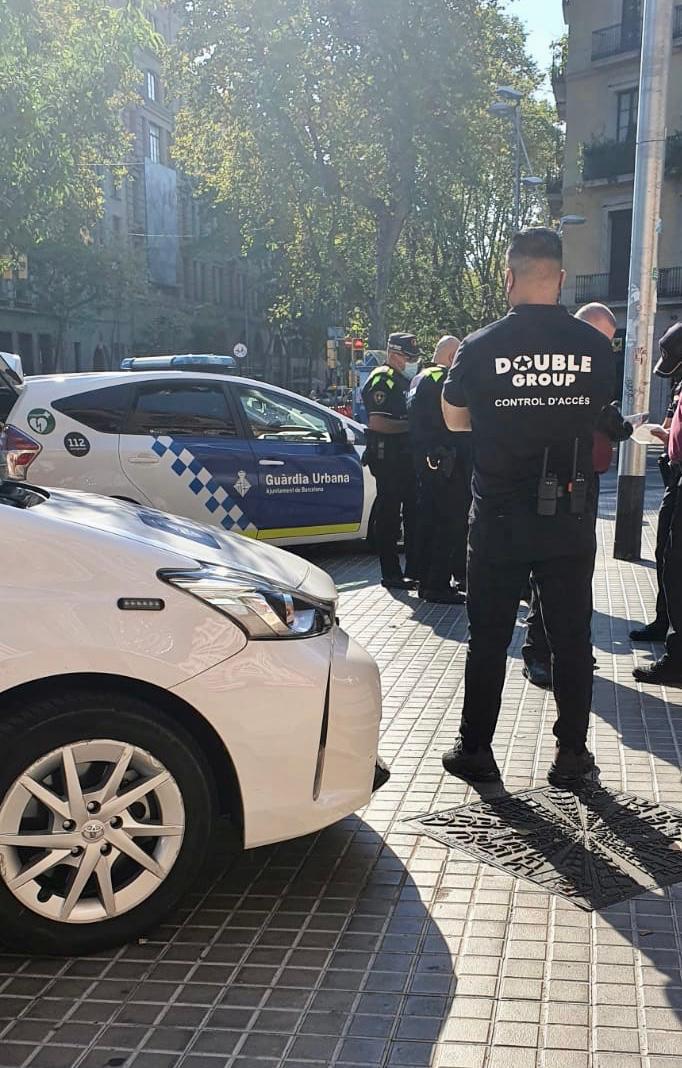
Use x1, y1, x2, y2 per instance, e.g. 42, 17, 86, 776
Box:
614, 0, 674, 561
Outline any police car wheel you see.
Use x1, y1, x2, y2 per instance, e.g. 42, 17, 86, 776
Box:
0, 690, 214, 955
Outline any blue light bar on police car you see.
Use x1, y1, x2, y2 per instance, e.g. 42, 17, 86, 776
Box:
121, 354, 237, 373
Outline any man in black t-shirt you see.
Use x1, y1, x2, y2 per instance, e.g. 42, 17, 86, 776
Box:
408, 335, 470, 603
441, 228, 614, 786
361, 333, 421, 589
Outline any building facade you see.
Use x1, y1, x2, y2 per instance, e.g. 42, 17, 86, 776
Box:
0, 6, 273, 381
557, 0, 682, 417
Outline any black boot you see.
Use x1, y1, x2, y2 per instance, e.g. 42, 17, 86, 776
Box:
419, 586, 465, 605
382, 575, 419, 591
442, 736, 501, 783
629, 621, 668, 642
547, 745, 599, 787
633, 656, 682, 686
522, 660, 552, 690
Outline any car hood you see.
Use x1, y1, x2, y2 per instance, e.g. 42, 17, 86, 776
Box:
36, 488, 337, 601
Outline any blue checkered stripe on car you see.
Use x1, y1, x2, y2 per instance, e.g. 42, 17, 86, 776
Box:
150, 436, 257, 535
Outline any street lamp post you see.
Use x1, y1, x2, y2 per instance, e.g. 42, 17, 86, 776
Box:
489, 88, 542, 234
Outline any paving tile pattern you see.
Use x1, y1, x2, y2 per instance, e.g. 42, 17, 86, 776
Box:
1, 471, 681, 1068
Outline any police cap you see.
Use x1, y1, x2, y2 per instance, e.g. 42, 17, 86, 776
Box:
655, 321, 682, 379
387, 333, 422, 360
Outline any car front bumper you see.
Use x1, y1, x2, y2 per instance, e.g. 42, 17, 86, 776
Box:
171, 626, 385, 850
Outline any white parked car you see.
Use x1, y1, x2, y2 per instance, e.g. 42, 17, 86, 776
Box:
0, 353, 376, 546
0, 474, 386, 954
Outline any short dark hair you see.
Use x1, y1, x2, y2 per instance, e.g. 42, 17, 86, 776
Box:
507, 227, 563, 270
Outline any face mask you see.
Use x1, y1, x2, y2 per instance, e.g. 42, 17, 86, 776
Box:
403, 362, 419, 381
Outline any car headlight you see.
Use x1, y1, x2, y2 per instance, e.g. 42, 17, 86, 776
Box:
159, 563, 336, 640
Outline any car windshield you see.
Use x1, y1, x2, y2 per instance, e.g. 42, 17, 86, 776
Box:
0, 480, 47, 509
238, 389, 330, 441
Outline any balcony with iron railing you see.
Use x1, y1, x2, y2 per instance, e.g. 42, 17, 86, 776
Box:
575, 266, 682, 304
592, 6, 682, 60
582, 131, 682, 182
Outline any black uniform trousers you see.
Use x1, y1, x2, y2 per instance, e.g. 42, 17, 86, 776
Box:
372, 441, 418, 581
652, 470, 678, 631
462, 530, 595, 753
415, 460, 471, 590
663, 471, 682, 663
523, 476, 601, 670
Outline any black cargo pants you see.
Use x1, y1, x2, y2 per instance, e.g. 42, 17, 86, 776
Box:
372, 440, 418, 581
523, 476, 601, 671
653, 472, 679, 632
461, 542, 595, 753
415, 459, 471, 591
663, 471, 682, 663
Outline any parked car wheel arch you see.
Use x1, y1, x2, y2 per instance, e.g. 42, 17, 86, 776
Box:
0, 673, 244, 834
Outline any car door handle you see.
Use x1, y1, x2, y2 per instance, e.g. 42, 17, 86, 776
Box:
127, 454, 161, 465
258, 459, 285, 466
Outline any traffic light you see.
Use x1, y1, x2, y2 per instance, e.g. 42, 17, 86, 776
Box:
352, 338, 365, 360
326, 340, 337, 368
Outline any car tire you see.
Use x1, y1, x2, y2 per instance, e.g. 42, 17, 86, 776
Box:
0, 689, 215, 955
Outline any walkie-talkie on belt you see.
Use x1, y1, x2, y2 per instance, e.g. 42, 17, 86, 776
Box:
569, 438, 587, 515
537, 448, 558, 516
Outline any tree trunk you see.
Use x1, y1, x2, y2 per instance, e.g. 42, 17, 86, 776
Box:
368, 202, 409, 349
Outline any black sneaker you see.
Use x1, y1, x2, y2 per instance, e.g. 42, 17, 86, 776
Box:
522, 660, 552, 690
420, 587, 465, 605
629, 621, 668, 642
382, 575, 419, 591
442, 737, 501, 783
547, 745, 599, 787
633, 656, 682, 686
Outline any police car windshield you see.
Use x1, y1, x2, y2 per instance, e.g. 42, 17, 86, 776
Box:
239, 390, 331, 442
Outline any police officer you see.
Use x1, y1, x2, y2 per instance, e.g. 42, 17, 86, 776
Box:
630, 329, 682, 644
362, 333, 420, 590
632, 322, 682, 687
522, 302, 632, 688
408, 335, 468, 604
440, 228, 614, 786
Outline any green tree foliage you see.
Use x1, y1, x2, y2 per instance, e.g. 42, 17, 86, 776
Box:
0, 0, 156, 254
173, 0, 561, 350
27, 218, 148, 368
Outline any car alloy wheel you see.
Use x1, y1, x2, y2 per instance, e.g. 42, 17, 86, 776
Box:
0, 739, 185, 924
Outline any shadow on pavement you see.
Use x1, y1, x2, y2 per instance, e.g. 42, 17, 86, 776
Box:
0, 820, 455, 1068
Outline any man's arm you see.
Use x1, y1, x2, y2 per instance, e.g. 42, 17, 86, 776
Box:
442, 339, 473, 431
368, 414, 408, 434
441, 397, 472, 432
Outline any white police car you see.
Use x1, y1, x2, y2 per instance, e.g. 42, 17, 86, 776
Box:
0, 354, 376, 546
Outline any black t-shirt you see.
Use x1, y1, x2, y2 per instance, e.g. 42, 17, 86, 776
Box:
361, 365, 410, 424
443, 305, 614, 547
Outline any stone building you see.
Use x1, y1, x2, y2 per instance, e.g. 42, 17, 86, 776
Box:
556, 0, 682, 416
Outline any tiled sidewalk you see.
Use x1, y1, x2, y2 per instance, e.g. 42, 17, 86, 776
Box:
1, 472, 681, 1068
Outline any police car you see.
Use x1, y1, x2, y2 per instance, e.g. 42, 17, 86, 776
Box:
0, 354, 376, 546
